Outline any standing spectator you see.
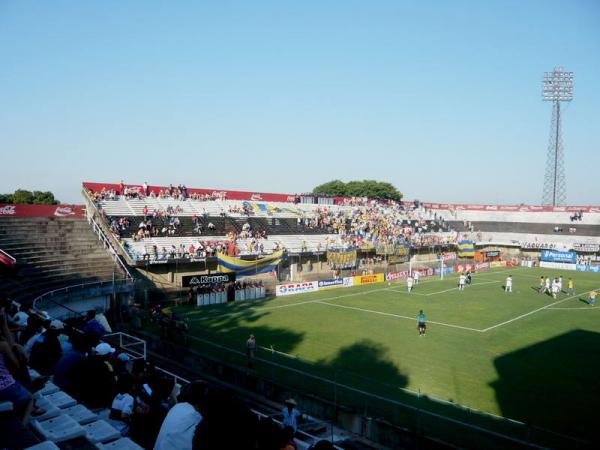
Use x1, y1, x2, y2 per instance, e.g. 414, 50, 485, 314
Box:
154, 381, 207, 450
246, 334, 256, 368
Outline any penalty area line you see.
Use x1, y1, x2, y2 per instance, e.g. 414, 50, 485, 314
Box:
481, 290, 596, 332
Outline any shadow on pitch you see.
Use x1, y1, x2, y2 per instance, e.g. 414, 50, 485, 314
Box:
490, 330, 600, 446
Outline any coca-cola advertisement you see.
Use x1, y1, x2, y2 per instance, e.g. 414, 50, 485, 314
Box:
0, 204, 83, 218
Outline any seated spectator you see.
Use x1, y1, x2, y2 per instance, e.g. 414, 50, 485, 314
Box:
129, 380, 171, 449
29, 322, 63, 376
0, 339, 34, 423
107, 373, 135, 436
154, 380, 207, 450
192, 387, 258, 450
53, 333, 91, 393
82, 310, 107, 342
71, 342, 118, 409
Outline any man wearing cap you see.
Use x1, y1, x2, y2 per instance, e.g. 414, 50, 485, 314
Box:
282, 398, 302, 433
72, 342, 118, 408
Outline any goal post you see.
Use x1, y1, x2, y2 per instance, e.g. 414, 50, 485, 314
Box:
408, 257, 447, 280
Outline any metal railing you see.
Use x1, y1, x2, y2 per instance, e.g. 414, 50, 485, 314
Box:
32, 279, 132, 313
82, 188, 137, 268
0, 247, 16, 268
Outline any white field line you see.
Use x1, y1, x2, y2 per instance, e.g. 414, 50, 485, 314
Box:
386, 288, 428, 296
315, 300, 484, 332
480, 290, 596, 332
546, 306, 599, 311
190, 286, 393, 322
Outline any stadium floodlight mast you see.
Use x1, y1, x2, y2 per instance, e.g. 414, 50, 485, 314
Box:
542, 66, 573, 206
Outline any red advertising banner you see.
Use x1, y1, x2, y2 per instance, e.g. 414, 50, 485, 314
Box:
0, 204, 84, 218
0, 250, 16, 269
421, 202, 600, 213
454, 263, 475, 273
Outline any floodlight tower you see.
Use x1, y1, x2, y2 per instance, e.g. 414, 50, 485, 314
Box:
542, 66, 573, 206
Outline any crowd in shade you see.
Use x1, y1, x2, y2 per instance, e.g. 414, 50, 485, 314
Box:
0, 293, 336, 449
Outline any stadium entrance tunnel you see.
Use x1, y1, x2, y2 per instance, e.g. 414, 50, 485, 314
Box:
490, 329, 600, 447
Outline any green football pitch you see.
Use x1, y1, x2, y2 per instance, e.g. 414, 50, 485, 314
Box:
165, 266, 600, 447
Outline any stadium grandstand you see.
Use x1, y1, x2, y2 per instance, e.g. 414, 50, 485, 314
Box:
1, 180, 599, 450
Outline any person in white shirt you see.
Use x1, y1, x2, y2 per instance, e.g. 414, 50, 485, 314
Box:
557, 276, 563, 293
154, 381, 207, 450
505, 275, 513, 293
544, 276, 551, 295
413, 271, 420, 284
551, 278, 560, 299
458, 274, 466, 291
107, 374, 134, 436
406, 276, 414, 292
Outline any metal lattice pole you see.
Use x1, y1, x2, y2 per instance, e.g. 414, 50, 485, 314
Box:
541, 66, 573, 206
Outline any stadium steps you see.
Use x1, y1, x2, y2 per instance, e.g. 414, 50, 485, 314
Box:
0, 217, 126, 305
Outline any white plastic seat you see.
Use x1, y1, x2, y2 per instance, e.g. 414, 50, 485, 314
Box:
31, 414, 86, 442
42, 391, 77, 409
24, 441, 61, 450
37, 382, 60, 397
95, 437, 144, 450
0, 401, 13, 412
32, 396, 62, 421
63, 404, 99, 424
28, 368, 41, 379
83, 419, 121, 444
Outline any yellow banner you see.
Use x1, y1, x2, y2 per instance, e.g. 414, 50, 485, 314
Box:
353, 273, 384, 286
490, 261, 507, 268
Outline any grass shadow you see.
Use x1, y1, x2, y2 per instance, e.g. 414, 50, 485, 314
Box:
490, 329, 600, 446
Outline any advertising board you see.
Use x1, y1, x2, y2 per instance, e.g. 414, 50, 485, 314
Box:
353, 273, 385, 286
275, 281, 319, 296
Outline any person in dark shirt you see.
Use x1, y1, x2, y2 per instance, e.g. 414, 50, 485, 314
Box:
53, 333, 91, 393
71, 343, 117, 409
82, 310, 106, 343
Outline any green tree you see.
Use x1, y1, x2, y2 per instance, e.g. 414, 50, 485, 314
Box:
313, 179, 348, 197
312, 180, 402, 201
0, 189, 59, 204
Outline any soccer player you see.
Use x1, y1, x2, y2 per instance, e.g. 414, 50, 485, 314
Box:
551, 278, 560, 299
538, 276, 545, 294
417, 310, 427, 336
567, 278, 574, 296
544, 276, 551, 295
413, 270, 420, 285
458, 273, 466, 291
505, 275, 513, 293
589, 290, 597, 306
466, 270, 472, 286
558, 276, 563, 293
407, 275, 414, 293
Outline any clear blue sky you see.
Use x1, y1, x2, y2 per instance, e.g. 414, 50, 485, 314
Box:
1, 0, 599, 205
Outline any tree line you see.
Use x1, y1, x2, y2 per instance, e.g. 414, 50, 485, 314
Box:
0, 189, 60, 205
313, 180, 402, 201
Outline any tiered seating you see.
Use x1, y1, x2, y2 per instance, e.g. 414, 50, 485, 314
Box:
0, 217, 128, 305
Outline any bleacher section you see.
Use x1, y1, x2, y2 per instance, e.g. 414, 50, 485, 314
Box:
0, 217, 127, 305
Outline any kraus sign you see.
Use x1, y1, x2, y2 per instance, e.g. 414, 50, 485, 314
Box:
182, 273, 236, 287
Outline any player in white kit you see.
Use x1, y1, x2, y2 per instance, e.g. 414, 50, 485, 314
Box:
413, 271, 420, 285
407, 275, 414, 293
505, 275, 513, 293
458, 273, 466, 291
